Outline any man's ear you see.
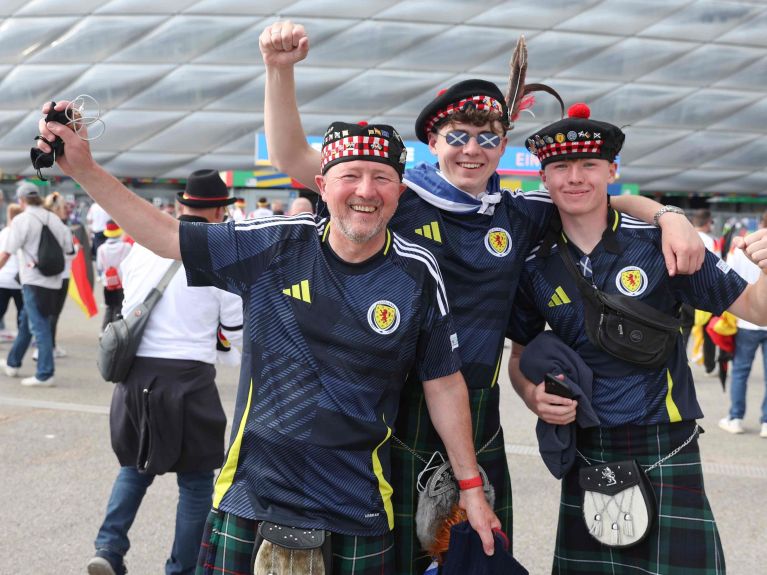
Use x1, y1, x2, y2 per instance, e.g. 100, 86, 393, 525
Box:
539, 169, 547, 190
315, 174, 326, 199
427, 132, 439, 155
608, 162, 617, 184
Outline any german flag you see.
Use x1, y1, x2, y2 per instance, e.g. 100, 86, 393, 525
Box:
68, 236, 98, 317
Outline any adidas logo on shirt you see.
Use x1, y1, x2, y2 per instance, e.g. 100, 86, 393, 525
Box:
547, 286, 571, 307
414, 221, 442, 244
282, 279, 311, 303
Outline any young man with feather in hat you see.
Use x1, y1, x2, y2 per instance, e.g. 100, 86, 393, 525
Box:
507, 103, 767, 574
36, 99, 500, 573
259, 20, 706, 573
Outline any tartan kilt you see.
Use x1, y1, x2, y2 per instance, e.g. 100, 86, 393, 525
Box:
196, 509, 395, 575
391, 383, 512, 575
553, 421, 726, 575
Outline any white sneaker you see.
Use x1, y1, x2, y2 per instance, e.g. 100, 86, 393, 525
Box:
760, 423, 767, 438
1, 359, 19, 377
33, 348, 66, 361
718, 417, 745, 434
21, 375, 55, 387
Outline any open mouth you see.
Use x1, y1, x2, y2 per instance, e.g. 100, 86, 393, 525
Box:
457, 162, 482, 170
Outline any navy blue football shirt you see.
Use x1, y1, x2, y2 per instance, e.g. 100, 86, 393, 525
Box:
509, 210, 747, 426
180, 214, 461, 535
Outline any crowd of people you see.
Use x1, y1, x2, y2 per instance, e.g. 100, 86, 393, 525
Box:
4, 17, 767, 575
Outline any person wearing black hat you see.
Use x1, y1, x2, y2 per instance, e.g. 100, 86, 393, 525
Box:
258, 20, 706, 574
507, 103, 767, 574
85, 168, 244, 575
36, 105, 499, 574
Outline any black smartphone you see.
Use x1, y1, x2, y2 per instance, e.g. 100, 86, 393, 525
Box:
544, 373, 573, 399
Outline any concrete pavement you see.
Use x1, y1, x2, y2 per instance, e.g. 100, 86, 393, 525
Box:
1, 298, 765, 574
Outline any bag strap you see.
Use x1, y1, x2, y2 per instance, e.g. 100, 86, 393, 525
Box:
556, 231, 602, 304
153, 260, 181, 295
139, 260, 181, 310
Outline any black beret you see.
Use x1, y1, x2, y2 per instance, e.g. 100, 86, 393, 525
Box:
526, 103, 625, 168
415, 79, 509, 144
321, 121, 407, 179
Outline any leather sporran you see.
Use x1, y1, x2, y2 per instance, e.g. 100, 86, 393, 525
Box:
579, 460, 656, 548
251, 521, 331, 575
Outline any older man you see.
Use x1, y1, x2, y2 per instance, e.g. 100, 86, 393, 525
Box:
37, 109, 498, 574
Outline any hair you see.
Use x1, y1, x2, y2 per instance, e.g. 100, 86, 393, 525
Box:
426, 505, 468, 564
760, 211, 767, 230
431, 108, 507, 136
691, 208, 711, 228
24, 195, 43, 206
44, 191, 68, 220
7, 203, 22, 222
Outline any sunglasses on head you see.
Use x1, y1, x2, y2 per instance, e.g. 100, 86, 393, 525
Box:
437, 129, 502, 149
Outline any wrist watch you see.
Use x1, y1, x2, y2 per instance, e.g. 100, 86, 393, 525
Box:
653, 205, 685, 227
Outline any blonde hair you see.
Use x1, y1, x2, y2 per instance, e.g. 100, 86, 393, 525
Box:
44, 191, 67, 220
7, 203, 22, 223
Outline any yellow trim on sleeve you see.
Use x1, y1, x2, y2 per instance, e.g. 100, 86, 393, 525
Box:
371, 419, 394, 530
665, 369, 682, 423
213, 380, 254, 508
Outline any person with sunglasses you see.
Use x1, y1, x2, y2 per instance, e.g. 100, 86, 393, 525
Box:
259, 21, 705, 574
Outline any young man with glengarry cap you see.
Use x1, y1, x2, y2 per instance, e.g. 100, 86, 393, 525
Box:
35, 109, 499, 574
508, 103, 767, 574
259, 20, 707, 574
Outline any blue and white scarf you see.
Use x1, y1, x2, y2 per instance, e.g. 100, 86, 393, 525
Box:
404, 162, 503, 216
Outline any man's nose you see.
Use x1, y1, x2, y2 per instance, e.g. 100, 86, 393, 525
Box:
567, 164, 584, 182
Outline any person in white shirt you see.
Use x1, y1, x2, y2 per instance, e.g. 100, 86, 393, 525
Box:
0, 182, 73, 387
692, 208, 718, 255
87, 201, 111, 256
227, 197, 246, 221
246, 196, 273, 219
88, 170, 243, 575
719, 211, 767, 438
0, 203, 24, 341
95, 220, 132, 332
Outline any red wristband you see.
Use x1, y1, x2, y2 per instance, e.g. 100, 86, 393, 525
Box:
457, 476, 483, 490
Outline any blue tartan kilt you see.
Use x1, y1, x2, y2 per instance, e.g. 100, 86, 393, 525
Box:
553, 421, 726, 575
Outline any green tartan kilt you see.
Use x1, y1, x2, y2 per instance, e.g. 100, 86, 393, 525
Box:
554, 421, 726, 575
196, 509, 395, 575
391, 383, 512, 575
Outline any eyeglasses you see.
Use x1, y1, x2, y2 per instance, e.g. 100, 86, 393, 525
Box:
436, 129, 502, 149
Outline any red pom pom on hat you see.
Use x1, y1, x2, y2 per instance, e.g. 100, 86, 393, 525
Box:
356, 121, 368, 126
436, 88, 448, 97
568, 103, 590, 119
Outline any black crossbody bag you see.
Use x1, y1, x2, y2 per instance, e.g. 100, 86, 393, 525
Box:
558, 237, 681, 369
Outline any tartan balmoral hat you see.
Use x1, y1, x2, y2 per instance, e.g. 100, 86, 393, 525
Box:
526, 103, 625, 168
321, 121, 407, 179
177, 169, 235, 207
415, 79, 510, 144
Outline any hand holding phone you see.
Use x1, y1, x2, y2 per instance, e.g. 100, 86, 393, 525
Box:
544, 373, 573, 399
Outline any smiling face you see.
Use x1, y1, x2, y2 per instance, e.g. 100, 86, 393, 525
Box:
428, 119, 507, 197
316, 160, 406, 261
541, 158, 616, 219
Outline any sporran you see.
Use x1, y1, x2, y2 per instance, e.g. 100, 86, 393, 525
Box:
579, 460, 655, 548
251, 521, 331, 575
